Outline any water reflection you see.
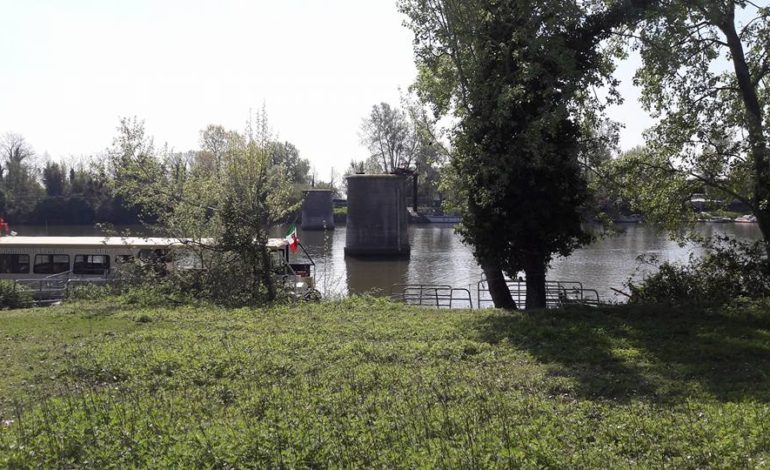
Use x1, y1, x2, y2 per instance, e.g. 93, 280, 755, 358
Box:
346, 257, 409, 295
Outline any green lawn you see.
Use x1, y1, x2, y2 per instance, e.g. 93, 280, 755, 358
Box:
1, 298, 770, 468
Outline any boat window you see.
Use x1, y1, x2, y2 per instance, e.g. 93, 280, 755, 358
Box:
33, 254, 70, 274
73, 254, 110, 275
0, 254, 30, 274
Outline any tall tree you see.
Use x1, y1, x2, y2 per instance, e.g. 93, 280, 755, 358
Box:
42, 161, 68, 197
360, 102, 418, 173
618, 1, 770, 255
0, 133, 44, 220
112, 113, 299, 304
360, 100, 446, 209
198, 125, 241, 175
404, 97, 448, 208
400, 0, 645, 308
270, 141, 311, 185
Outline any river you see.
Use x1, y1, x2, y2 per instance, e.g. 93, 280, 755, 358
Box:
14, 223, 763, 303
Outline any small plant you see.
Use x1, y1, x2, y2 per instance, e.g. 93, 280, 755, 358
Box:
0, 280, 32, 309
65, 282, 115, 301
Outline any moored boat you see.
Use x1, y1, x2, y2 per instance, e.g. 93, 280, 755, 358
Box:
734, 214, 757, 223
0, 236, 319, 301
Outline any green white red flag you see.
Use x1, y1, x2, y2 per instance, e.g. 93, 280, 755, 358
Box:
284, 224, 299, 252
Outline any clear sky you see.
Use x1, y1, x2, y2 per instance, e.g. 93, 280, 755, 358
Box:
1, 0, 652, 176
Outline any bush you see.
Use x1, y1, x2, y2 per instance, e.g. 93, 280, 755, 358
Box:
0, 280, 33, 309
59, 248, 307, 309
629, 236, 770, 306
102, 253, 299, 308
65, 282, 120, 301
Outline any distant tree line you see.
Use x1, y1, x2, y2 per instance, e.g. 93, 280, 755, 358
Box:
0, 121, 318, 227
0, 133, 138, 225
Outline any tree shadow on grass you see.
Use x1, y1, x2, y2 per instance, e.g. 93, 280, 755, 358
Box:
467, 303, 770, 403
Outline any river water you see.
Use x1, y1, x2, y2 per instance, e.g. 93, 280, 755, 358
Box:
300, 223, 762, 302
15, 223, 763, 303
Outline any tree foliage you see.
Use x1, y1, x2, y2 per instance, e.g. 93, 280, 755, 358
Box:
270, 141, 311, 185
629, 236, 770, 306
360, 102, 419, 174
616, 1, 770, 254
357, 99, 447, 207
111, 112, 300, 304
400, 0, 639, 308
0, 133, 43, 219
0, 130, 137, 225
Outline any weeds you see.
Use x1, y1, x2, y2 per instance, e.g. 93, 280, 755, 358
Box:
0, 280, 32, 309
1, 299, 770, 467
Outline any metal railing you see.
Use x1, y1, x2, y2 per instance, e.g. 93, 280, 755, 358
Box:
14, 271, 71, 304
391, 284, 473, 309
477, 278, 601, 309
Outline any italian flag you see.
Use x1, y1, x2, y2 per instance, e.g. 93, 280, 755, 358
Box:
284, 224, 299, 252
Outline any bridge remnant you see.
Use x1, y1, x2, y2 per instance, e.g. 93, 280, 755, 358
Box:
301, 189, 335, 230
345, 175, 410, 258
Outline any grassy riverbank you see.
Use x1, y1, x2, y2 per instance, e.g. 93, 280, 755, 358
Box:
2, 298, 770, 467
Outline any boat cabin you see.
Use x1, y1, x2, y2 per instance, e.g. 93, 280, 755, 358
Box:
0, 236, 318, 299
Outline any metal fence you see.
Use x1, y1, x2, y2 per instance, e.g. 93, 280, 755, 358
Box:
391, 284, 474, 309
477, 279, 600, 309
390, 277, 602, 310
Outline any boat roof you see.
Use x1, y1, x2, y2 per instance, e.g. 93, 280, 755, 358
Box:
0, 236, 290, 250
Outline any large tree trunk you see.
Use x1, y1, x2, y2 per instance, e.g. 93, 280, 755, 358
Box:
524, 255, 547, 310
758, 211, 770, 263
719, 10, 770, 258
482, 262, 517, 309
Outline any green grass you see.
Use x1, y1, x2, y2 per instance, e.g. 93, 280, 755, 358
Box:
2, 298, 770, 467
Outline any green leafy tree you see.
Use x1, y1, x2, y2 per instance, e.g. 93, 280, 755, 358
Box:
360, 99, 447, 208
404, 97, 448, 209
0, 133, 44, 221
619, 1, 770, 254
270, 141, 311, 185
106, 117, 163, 224
197, 125, 242, 175
42, 161, 68, 197
112, 112, 299, 304
360, 102, 418, 174
400, 0, 646, 308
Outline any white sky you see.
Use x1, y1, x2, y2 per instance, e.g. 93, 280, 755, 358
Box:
0, 0, 652, 177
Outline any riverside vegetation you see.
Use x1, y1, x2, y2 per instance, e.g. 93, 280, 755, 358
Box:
2, 296, 770, 467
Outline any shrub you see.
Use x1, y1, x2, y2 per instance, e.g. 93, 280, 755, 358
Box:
0, 280, 33, 309
629, 236, 770, 306
65, 282, 120, 301
105, 254, 299, 308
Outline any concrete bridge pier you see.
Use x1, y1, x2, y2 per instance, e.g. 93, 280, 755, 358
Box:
344, 175, 410, 258
301, 189, 335, 231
